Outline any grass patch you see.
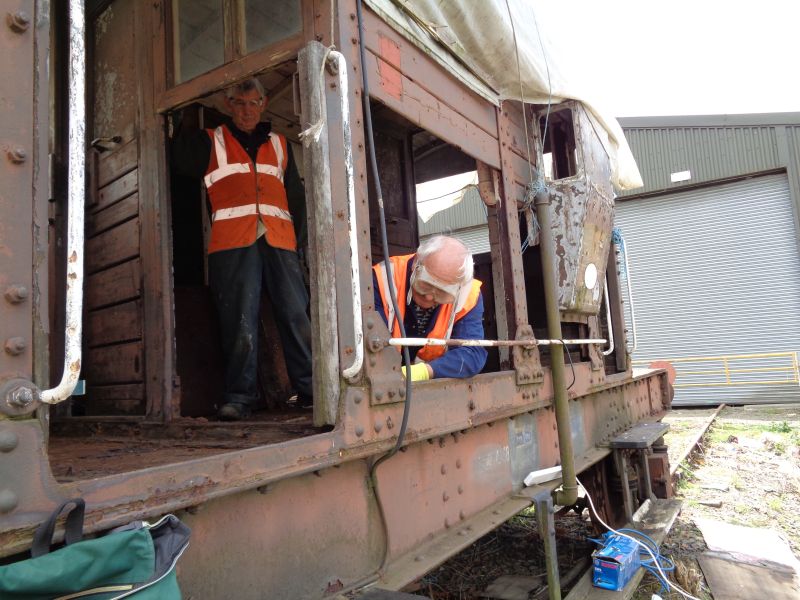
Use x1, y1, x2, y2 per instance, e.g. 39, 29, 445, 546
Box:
768, 421, 793, 434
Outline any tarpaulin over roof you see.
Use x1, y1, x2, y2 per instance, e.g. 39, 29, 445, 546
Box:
364, 0, 643, 191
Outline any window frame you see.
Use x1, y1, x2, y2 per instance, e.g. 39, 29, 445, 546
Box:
158, 0, 312, 113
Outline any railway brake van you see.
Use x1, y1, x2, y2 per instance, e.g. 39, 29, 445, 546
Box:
0, 1, 673, 598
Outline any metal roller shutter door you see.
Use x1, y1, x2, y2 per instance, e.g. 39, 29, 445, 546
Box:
614, 173, 800, 406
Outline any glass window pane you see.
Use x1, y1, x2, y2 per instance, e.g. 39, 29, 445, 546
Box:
174, 0, 225, 84
245, 0, 302, 54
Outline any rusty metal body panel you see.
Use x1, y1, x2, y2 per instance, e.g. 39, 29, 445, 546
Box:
541, 103, 616, 315
0, 1, 673, 597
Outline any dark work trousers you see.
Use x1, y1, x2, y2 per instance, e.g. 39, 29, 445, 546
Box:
208, 238, 313, 408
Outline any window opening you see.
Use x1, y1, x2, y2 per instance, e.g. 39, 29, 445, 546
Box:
366, 103, 501, 375
540, 108, 577, 180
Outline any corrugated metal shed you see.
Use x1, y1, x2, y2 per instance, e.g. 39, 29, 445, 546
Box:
616, 113, 800, 406
618, 113, 800, 200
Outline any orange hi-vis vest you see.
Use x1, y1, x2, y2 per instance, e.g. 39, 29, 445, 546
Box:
373, 254, 482, 361
203, 125, 296, 254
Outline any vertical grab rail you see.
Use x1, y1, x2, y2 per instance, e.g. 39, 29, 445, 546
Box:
331, 50, 363, 380
602, 277, 615, 356
41, 1, 86, 404
614, 228, 638, 354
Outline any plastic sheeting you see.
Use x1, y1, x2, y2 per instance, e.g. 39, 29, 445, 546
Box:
364, 0, 643, 191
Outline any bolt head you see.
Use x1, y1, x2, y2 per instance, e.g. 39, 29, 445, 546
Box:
7, 11, 31, 33
4, 285, 28, 304
8, 386, 34, 407
7, 148, 27, 163
0, 490, 18, 513
0, 430, 18, 452
5, 337, 26, 356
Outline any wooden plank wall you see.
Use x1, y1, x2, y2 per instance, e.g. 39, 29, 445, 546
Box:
83, 140, 145, 415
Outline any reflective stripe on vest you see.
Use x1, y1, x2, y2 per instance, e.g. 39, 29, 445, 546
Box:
373, 254, 482, 361
203, 126, 295, 253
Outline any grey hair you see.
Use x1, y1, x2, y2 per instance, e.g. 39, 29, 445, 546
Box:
225, 77, 265, 100
416, 235, 474, 282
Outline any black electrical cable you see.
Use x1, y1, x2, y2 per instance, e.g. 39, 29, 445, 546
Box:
356, 0, 413, 471
356, 0, 413, 574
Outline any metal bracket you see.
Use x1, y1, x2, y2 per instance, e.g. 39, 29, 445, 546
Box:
512, 324, 543, 386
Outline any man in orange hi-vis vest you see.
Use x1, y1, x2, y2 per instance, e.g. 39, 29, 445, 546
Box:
372, 236, 487, 380
172, 78, 312, 420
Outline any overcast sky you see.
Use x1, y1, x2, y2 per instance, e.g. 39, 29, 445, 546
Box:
535, 0, 800, 118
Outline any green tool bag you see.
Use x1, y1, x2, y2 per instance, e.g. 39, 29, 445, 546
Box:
0, 498, 191, 599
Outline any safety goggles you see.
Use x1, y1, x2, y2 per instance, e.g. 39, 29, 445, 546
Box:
409, 262, 463, 305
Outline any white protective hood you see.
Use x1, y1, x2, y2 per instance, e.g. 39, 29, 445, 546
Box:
364, 0, 643, 191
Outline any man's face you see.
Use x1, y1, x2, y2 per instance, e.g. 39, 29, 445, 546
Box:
410, 260, 462, 309
225, 88, 265, 133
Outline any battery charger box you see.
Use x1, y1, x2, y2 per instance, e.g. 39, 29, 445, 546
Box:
592, 533, 641, 591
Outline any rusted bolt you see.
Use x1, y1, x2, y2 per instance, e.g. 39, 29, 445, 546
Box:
387, 389, 395, 398
185, 504, 202, 514
374, 419, 383, 433
355, 425, 364, 437
350, 12, 356, 19
443, 492, 449, 502
7, 11, 30, 33
385, 416, 394, 429
7, 148, 27, 164
5, 337, 26, 356
414, 555, 424, 562
351, 37, 358, 44
374, 390, 383, 401
0, 430, 18, 452
441, 464, 447, 475
256, 484, 271, 494
459, 510, 466, 520
455, 459, 462, 469
0, 490, 18, 513
468, 399, 476, 410
438, 437, 446, 448
457, 485, 463, 495
368, 336, 383, 352
368, 357, 376, 367
398, 387, 406, 398
5, 285, 28, 304
444, 518, 451, 528
353, 393, 362, 404
7, 386, 34, 408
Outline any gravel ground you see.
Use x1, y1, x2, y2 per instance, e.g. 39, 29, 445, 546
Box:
406, 404, 800, 599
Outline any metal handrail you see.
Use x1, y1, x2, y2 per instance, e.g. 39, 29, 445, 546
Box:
331, 50, 364, 380
617, 234, 638, 353
602, 277, 615, 356
41, 1, 86, 404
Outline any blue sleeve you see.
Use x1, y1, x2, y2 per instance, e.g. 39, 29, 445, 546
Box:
428, 294, 488, 379
373, 270, 388, 325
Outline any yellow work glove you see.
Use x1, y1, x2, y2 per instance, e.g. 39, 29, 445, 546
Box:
401, 363, 431, 381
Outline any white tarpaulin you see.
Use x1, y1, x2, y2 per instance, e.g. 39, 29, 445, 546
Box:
364, 0, 643, 191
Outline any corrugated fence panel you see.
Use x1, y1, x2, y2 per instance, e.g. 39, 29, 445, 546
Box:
620, 126, 782, 197
615, 173, 800, 406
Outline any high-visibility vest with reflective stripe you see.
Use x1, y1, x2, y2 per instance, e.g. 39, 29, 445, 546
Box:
203, 125, 296, 253
373, 254, 482, 361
